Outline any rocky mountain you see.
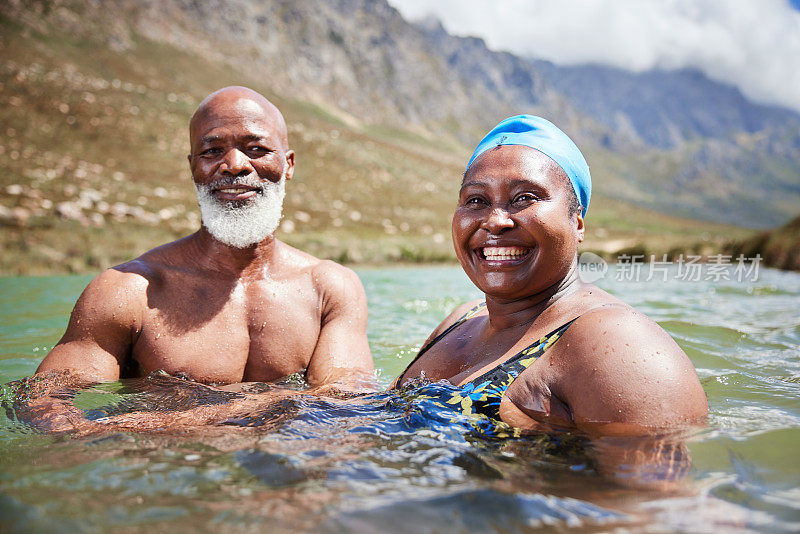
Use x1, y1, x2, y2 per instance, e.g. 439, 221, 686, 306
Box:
128, 0, 800, 226
2, 0, 798, 239
531, 61, 800, 149
406, 17, 800, 227
73, 0, 575, 142
526, 59, 800, 226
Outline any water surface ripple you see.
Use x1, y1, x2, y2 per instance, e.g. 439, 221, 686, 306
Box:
1, 266, 799, 533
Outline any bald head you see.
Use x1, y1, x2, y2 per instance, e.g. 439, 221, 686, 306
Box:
189, 86, 289, 154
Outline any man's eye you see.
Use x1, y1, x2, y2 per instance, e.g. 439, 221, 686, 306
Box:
247, 146, 269, 155
200, 147, 222, 157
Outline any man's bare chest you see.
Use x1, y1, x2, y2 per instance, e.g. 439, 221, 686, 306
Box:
130, 281, 322, 384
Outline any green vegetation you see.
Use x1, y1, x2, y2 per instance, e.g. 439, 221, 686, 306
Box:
0, 15, 753, 275
725, 215, 800, 271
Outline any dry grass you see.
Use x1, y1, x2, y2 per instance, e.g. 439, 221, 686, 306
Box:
0, 15, 753, 275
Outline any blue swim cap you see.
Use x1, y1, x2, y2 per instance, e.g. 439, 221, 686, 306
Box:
466, 115, 591, 217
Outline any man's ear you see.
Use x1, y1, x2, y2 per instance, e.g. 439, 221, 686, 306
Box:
575, 212, 585, 243
284, 150, 295, 181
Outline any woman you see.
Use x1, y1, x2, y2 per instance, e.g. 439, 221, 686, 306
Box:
396, 115, 707, 436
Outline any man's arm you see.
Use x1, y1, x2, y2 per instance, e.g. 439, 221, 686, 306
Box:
23, 268, 143, 432
38, 268, 143, 379
305, 262, 375, 391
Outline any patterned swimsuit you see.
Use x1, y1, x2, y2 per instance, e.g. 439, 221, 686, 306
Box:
396, 303, 578, 437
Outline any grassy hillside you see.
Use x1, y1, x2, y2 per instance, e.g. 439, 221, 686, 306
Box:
725, 215, 800, 271
0, 14, 750, 275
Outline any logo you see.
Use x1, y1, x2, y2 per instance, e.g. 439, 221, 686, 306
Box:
578, 252, 608, 283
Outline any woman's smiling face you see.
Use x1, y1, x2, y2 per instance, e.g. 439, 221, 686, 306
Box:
452, 145, 584, 299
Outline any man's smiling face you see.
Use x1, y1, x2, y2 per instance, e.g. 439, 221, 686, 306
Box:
187, 88, 295, 248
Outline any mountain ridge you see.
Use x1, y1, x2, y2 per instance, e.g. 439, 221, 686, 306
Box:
129, 0, 800, 227
0, 0, 794, 274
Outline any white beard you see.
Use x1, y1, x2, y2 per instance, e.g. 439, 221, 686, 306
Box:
195, 173, 286, 248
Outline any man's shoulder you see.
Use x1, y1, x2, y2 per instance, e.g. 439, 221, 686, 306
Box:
311, 257, 360, 283
114, 234, 199, 277
67, 264, 149, 328
85, 235, 199, 295
276, 242, 366, 313
134, 234, 198, 266
77, 262, 150, 309
277, 241, 360, 284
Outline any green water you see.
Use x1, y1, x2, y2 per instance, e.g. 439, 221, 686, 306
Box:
1, 266, 799, 532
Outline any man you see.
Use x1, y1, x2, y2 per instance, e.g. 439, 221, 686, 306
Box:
36, 86, 373, 393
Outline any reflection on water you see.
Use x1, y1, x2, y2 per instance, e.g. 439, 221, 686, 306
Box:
1, 266, 800, 532
0, 373, 640, 532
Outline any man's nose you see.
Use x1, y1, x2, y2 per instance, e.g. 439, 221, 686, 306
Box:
220, 148, 252, 177
482, 207, 515, 234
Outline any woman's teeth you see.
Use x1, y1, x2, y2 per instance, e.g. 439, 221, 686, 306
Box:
482, 246, 528, 260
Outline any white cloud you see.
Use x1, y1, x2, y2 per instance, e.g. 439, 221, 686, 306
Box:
387, 0, 800, 112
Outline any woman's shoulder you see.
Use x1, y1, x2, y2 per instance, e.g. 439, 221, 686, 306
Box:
442, 298, 486, 327
553, 298, 684, 369
545, 300, 708, 429
568, 300, 673, 348
422, 299, 486, 347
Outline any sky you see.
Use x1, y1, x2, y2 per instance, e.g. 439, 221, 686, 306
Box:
387, 0, 800, 113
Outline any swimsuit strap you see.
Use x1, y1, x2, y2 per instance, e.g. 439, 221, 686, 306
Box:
396, 302, 487, 385
465, 317, 579, 389
449, 316, 581, 426
401, 314, 582, 439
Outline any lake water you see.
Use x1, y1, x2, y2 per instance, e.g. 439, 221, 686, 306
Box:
1, 265, 799, 532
